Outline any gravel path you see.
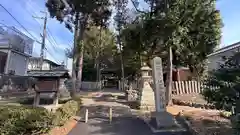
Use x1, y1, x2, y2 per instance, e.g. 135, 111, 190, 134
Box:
68, 92, 191, 135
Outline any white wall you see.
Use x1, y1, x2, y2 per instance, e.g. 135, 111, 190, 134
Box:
67, 58, 72, 75
8, 51, 28, 75
28, 60, 50, 70
42, 61, 50, 70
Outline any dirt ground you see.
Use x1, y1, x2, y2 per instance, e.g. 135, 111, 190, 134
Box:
183, 109, 232, 135
173, 94, 207, 105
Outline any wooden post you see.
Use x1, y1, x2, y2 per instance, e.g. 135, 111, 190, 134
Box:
232, 106, 235, 115
181, 81, 185, 94
85, 109, 88, 123
175, 81, 179, 95
109, 107, 112, 123
53, 80, 59, 106
185, 81, 189, 94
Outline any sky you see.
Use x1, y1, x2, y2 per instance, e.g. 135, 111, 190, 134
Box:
0, 0, 239, 70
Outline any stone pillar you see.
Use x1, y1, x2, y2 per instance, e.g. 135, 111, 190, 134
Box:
140, 63, 155, 111
53, 92, 59, 106
152, 57, 177, 128
152, 57, 166, 112
59, 79, 70, 98
33, 92, 40, 106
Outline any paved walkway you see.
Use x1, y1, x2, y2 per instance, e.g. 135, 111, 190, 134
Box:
68, 91, 191, 135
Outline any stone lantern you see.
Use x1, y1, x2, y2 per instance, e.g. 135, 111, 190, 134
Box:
139, 62, 155, 111
140, 62, 152, 83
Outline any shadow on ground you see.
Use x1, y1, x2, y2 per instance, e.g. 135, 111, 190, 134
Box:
92, 93, 140, 110
88, 116, 153, 135
79, 105, 132, 119
72, 104, 191, 135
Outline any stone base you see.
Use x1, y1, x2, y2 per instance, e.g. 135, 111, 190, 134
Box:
140, 104, 155, 112
151, 111, 179, 128
140, 82, 155, 112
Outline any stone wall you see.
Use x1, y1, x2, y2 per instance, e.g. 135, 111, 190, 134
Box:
64, 80, 101, 91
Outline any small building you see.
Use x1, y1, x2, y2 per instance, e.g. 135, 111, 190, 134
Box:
207, 41, 240, 71
27, 70, 70, 106
28, 57, 64, 71
0, 26, 34, 76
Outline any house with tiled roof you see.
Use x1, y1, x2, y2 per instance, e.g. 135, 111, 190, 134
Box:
207, 41, 240, 71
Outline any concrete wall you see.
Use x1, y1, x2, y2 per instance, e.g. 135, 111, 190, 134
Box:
81, 81, 101, 90
8, 51, 29, 76
207, 46, 240, 71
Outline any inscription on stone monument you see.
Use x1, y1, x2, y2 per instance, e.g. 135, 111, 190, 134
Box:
152, 57, 166, 112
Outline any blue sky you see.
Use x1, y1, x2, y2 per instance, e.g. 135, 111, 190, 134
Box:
0, 0, 239, 68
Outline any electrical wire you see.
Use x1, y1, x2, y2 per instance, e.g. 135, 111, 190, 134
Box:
14, 0, 64, 64
21, 0, 71, 50
16, 0, 60, 52
45, 48, 62, 64
0, 3, 40, 42
1, 1, 68, 64
0, 22, 41, 44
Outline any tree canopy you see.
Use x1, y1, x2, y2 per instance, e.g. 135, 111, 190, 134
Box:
121, 0, 222, 78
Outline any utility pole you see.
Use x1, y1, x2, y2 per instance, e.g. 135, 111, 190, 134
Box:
33, 11, 47, 70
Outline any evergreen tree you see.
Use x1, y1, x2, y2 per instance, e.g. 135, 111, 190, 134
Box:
46, 0, 112, 96
202, 52, 240, 111
122, 0, 222, 105
202, 52, 240, 134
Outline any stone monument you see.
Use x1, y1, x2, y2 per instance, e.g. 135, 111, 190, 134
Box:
140, 62, 155, 111
151, 57, 177, 128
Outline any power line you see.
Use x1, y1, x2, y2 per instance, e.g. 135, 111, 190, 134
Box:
45, 48, 62, 64
1, 1, 67, 64
0, 3, 39, 42
0, 22, 41, 44
21, 0, 70, 49
16, 0, 60, 52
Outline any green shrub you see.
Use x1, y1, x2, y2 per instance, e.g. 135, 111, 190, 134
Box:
0, 105, 53, 135
0, 99, 81, 135
52, 100, 80, 126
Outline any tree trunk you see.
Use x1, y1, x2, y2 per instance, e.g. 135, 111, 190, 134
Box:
117, 33, 125, 91
166, 46, 173, 106
77, 14, 88, 91
96, 57, 100, 82
96, 26, 102, 85
71, 13, 80, 97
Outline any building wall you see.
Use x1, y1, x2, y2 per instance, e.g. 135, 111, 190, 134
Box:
8, 51, 29, 76
178, 69, 192, 81
28, 60, 51, 70
207, 46, 240, 71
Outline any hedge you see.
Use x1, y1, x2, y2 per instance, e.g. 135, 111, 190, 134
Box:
0, 99, 81, 135
0, 105, 53, 135
52, 100, 80, 126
